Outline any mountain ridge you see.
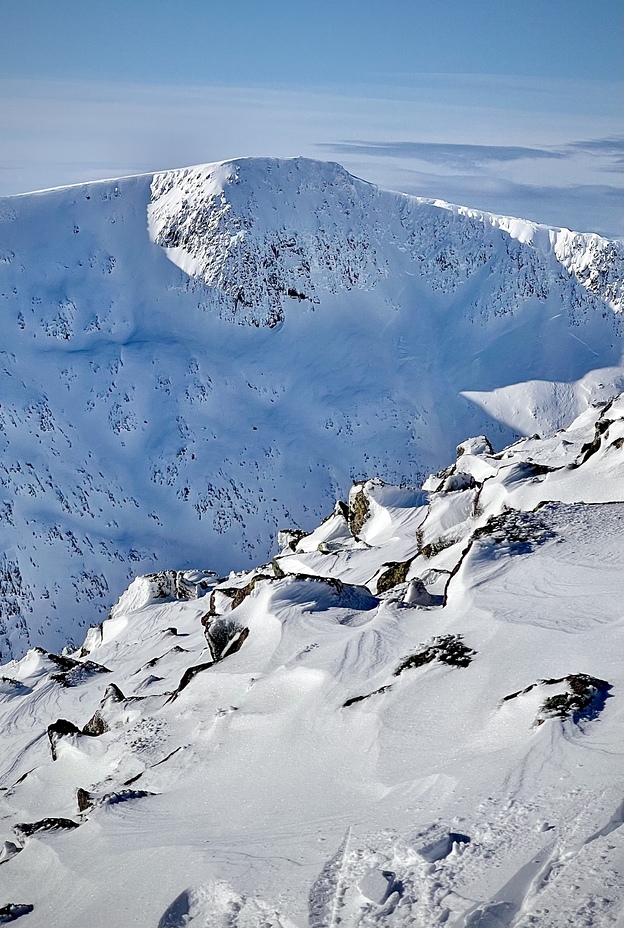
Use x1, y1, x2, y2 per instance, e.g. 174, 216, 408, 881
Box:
0, 156, 622, 660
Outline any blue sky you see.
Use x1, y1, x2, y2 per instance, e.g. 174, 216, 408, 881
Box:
0, 0, 622, 234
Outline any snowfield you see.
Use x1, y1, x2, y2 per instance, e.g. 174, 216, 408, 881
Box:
0, 157, 623, 660
0, 156, 623, 926
0, 396, 623, 927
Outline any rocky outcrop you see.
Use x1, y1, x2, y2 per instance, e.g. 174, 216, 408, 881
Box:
394, 636, 476, 676
47, 653, 111, 687
348, 485, 370, 538
76, 787, 151, 813
503, 673, 612, 726
149, 159, 388, 328
13, 818, 79, 838
374, 560, 413, 595
46, 719, 81, 761
109, 570, 217, 621
0, 903, 34, 924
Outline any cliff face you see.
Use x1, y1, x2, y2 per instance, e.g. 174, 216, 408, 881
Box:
0, 157, 622, 658
149, 157, 624, 326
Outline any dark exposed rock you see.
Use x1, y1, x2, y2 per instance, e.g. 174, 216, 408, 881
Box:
123, 772, 145, 786
283, 574, 378, 611
394, 635, 476, 676
77, 787, 152, 813
538, 673, 611, 724
348, 485, 370, 537
0, 677, 30, 696
211, 621, 248, 661
343, 685, 392, 708
426, 463, 456, 492
142, 647, 189, 671
503, 673, 611, 726
403, 578, 444, 607
441, 472, 476, 493
76, 788, 93, 812
495, 460, 556, 486
472, 507, 556, 552
13, 818, 79, 837
46, 652, 83, 672
206, 573, 274, 617
207, 620, 250, 664
456, 436, 493, 458
49, 653, 111, 687
140, 570, 213, 602
169, 662, 214, 701
577, 418, 613, 465
82, 711, 108, 737
272, 558, 286, 578
375, 560, 412, 595
202, 615, 250, 663
103, 683, 125, 702
0, 904, 34, 924
220, 626, 249, 659
158, 890, 192, 928
47, 719, 81, 760
202, 573, 274, 660
81, 684, 126, 736
277, 528, 309, 553
103, 788, 152, 806
419, 536, 458, 559
286, 287, 316, 303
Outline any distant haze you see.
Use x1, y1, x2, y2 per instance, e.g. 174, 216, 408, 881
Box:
0, 1, 622, 235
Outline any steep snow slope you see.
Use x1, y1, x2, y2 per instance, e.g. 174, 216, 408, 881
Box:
0, 157, 623, 659
0, 397, 622, 927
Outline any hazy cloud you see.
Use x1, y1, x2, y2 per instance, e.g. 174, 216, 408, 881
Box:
319, 140, 567, 170
317, 135, 624, 236
566, 135, 624, 156
1, 79, 621, 237
564, 135, 624, 170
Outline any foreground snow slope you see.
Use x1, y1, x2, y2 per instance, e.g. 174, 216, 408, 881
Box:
0, 157, 623, 659
0, 397, 623, 926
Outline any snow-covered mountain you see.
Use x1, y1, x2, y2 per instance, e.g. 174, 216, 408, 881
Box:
0, 157, 623, 660
1, 396, 622, 927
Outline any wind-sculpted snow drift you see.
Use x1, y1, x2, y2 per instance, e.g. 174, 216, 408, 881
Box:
0, 397, 623, 926
0, 157, 623, 659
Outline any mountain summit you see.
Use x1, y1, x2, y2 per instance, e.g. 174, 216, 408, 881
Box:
149, 157, 624, 327
0, 157, 622, 658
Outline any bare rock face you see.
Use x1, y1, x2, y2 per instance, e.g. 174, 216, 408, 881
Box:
0, 903, 34, 924
502, 673, 612, 727
348, 484, 371, 538
13, 819, 79, 838
47, 719, 81, 760
148, 159, 388, 328
47, 653, 111, 688
394, 635, 476, 675
375, 560, 412, 595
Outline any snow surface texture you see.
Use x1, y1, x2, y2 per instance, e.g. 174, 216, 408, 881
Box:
0, 156, 623, 659
1, 398, 623, 926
